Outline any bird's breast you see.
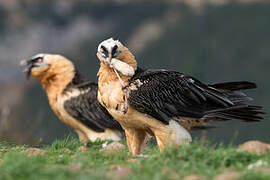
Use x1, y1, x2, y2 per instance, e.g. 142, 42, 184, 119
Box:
98, 80, 125, 110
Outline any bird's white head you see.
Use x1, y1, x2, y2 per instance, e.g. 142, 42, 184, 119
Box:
97, 38, 136, 77
20, 53, 74, 81
97, 38, 123, 66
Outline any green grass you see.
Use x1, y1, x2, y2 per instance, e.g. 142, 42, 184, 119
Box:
0, 137, 270, 180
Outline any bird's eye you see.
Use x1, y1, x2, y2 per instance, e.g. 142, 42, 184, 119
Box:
112, 45, 118, 57
32, 57, 43, 63
37, 58, 43, 63
101, 45, 106, 52
112, 45, 118, 52
100, 45, 108, 57
112, 45, 118, 54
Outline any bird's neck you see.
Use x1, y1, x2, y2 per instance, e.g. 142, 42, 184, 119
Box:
97, 62, 131, 86
97, 62, 130, 110
41, 65, 75, 100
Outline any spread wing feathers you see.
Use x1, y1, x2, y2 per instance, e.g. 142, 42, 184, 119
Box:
128, 68, 263, 126
63, 82, 123, 132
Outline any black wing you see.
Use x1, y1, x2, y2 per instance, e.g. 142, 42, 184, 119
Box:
128, 68, 263, 125
64, 81, 123, 132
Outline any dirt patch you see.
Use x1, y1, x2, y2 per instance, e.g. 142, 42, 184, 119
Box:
69, 163, 81, 172
108, 165, 131, 179
214, 171, 241, 180
253, 167, 270, 175
184, 175, 205, 180
162, 167, 180, 179
127, 158, 137, 163
26, 148, 47, 156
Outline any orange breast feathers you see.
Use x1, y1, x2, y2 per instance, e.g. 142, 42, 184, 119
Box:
97, 62, 127, 110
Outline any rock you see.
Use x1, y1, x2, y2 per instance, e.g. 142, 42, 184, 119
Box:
184, 175, 205, 180
78, 146, 88, 151
100, 142, 125, 154
26, 148, 47, 156
214, 172, 241, 180
109, 165, 131, 179
240, 140, 270, 154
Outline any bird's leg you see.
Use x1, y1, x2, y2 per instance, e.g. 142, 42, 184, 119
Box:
124, 128, 147, 156
76, 130, 89, 146
113, 68, 129, 114
151, 129, 169, 152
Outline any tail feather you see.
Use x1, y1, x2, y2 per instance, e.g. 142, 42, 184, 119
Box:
195, 81, 263, 128
205, 83, 255, 105
210, 81, 257, 91
192, 81, 255, 107
177, 81, 264, 130
226, 92, 253, 103
205, 105, 263, 122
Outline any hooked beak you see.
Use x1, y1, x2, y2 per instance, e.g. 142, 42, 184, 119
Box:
97, 51, 112, 66
107, 54, 112, 66
20, 59, 34, 79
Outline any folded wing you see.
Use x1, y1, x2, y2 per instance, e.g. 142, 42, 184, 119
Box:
127, 68, 263, 126
64, 82, 123, 132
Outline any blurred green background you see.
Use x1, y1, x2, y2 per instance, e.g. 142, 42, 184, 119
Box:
0, 0, 269, 145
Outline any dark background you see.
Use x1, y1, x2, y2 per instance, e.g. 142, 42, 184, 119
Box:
0, 0, 269, 145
